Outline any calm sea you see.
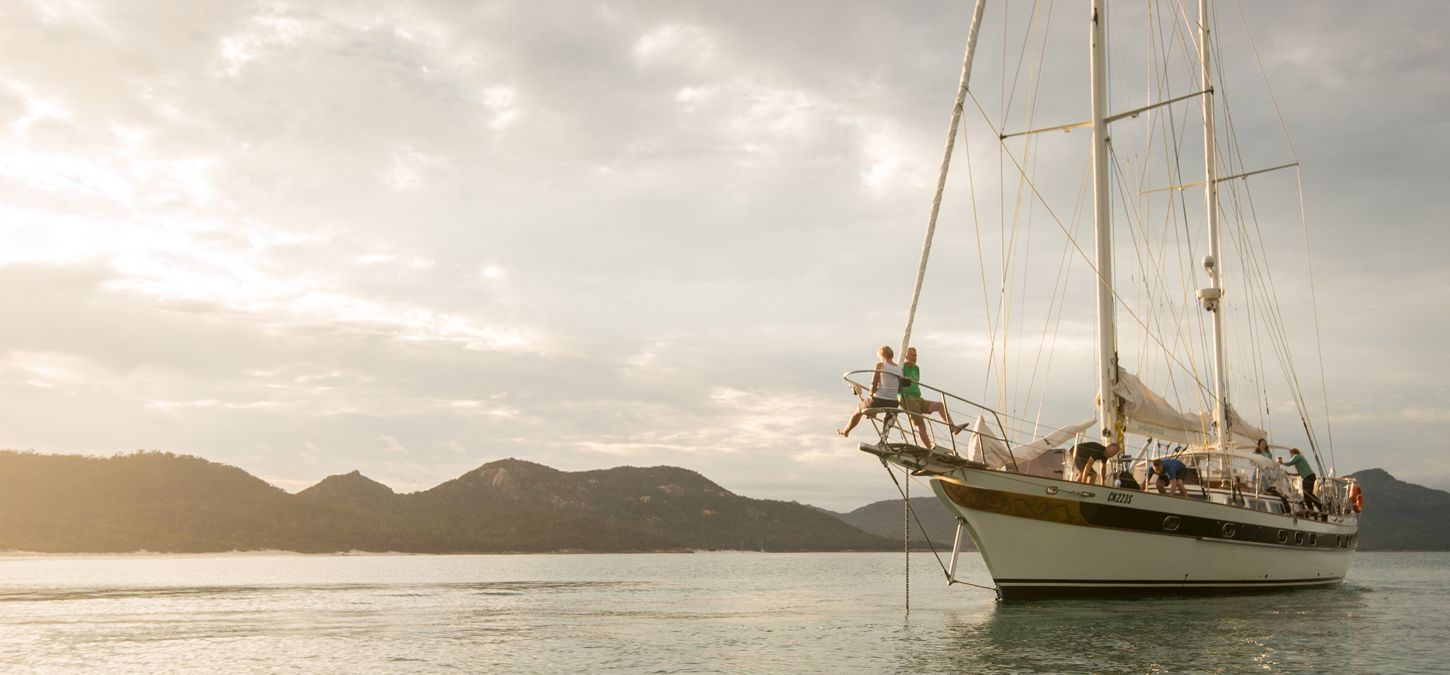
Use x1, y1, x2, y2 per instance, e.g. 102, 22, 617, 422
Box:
0, 551, 1444, 673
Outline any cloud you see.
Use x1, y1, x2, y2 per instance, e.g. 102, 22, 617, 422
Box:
1337, 408, 1450, 426
0, 0, 1443, 509
213, 13, 319, 78
633, 24, 716, 68
379, 435, 409, 454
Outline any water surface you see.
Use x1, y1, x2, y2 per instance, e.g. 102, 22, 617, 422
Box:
1, 551, 1443, 672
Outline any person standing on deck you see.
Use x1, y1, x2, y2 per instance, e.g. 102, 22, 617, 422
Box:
1279, 448, 1324, 515
838, 346, 904, 438
898, 347, 963, 448
1251, 438, 1275, 493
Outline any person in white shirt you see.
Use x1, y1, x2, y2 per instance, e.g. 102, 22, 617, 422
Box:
837, 345, 904, 438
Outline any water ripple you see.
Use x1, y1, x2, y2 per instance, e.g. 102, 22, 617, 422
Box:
0, 552, 1442, 672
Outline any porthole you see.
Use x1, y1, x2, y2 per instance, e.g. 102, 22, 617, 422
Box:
1046, 486, 1059, 495
1221, 523, 1236, 538
1277, 530, 1288, 544
1294, 532, 1304, 545
1162, 515, 1180, 532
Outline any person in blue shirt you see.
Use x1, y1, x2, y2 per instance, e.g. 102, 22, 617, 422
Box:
1278, 447, 1324, 514
1147, 457, 1188, 496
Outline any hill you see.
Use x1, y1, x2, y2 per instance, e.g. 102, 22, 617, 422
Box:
3, 450, 1432, 554
832, 497, 972, 551
1348, 468, 1450, 550
0, 451, 896, 554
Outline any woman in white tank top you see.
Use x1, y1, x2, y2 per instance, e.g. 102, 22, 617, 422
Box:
837, 345, 904, 438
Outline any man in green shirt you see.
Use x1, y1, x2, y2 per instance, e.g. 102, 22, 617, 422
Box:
899, 347, 962, 448
1278, 448, 1324, 515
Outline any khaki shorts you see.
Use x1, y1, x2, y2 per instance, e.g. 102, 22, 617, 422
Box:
901, 396, 931, 414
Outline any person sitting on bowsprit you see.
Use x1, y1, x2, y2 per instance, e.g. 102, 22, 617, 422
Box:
838, 345, 903, 438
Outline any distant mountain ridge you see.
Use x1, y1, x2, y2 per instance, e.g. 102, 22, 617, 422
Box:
0, 450, 1439, 553
0, 451, 896, 554
1348, 468, 1450, 550
298, 470, 396, 508
833, 497, 972, 551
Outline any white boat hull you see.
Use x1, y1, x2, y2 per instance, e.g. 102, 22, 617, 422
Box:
932, 466, 1358, 599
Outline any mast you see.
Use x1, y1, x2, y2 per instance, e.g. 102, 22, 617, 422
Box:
1090, 0, 1118, 442
1197, 0, 1230, 452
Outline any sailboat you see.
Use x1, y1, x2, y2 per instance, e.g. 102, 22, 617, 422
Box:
846, 0, 1360, 599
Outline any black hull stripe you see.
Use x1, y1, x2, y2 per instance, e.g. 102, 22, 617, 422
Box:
996, 576, 1343, 586
938, 480, 1357, 551
997, 578, 1343, 600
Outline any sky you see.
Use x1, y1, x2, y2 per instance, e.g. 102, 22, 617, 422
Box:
0, 0, 1446, 512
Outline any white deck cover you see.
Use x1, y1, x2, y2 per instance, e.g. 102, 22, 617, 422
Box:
965, 416, 1095, 469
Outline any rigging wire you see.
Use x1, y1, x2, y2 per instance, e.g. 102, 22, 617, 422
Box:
899, 0, 987, 358
879, 463, 998, 595
1209, 1, 1327, 469
1229, 0, 1337, 473
965, 89, 1212, 393
1004, 0, 1057, 426
1207, 5, 1329, 471
1142, 0, 1213, 425
915, 1, 1329, 462
988, 0, 1062, 431
963, 111, 997, 404
1196, 7, 1274, 436
1024, 163, 1090, 437
1108, 143, 1215, 432
904, 466, 909, 616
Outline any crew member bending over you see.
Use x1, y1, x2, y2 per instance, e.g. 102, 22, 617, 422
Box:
1071, 441, 1121, 485
1147, 457, 1188, 497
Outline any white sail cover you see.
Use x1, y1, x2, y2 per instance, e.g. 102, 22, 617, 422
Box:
963, 415, 1009, 467
965, 415, 1096, 470
1114, 369, 1267, 445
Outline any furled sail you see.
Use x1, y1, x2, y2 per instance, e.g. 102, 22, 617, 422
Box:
965, 416, 1096, 470
963, 415, 1009, 467
1114, 369, 1267, 446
